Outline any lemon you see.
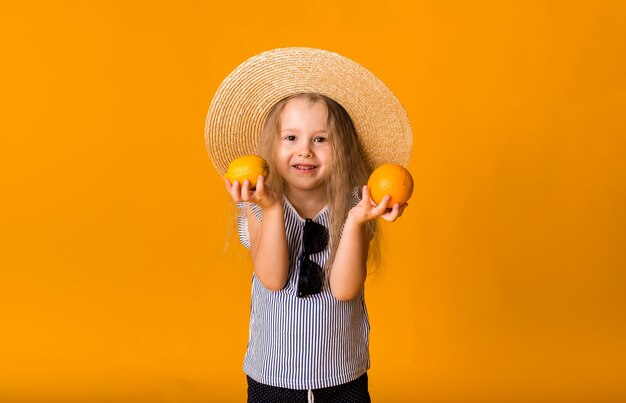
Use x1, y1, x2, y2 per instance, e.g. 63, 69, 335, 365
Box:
225, 155, 269, 189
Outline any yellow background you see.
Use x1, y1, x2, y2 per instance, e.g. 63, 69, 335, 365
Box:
1, 1, 625, 402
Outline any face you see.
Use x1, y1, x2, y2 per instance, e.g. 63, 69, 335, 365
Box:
275, 97, 331, 195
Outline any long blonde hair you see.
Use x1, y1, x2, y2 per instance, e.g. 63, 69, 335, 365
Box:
258, 93, 378, 274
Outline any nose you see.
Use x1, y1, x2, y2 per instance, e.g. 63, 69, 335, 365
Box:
297, 143, 313, 158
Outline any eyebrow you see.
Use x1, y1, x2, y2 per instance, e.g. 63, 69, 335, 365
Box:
280, 128, 328, 134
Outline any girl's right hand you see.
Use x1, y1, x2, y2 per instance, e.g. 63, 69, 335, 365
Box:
225, 175, 279, 210
348, 185, 408, 224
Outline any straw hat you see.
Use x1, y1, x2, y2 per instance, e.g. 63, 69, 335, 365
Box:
205, 47, 412, 176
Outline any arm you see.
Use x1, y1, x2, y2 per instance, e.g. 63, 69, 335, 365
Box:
247, 201, 289, 290
226, 176, 289, 291
329, 186, 407, 301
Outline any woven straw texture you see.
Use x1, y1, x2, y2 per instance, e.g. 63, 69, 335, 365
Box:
205, 47, 412, 176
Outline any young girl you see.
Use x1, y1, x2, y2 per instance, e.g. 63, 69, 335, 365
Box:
205, 48, 413, 402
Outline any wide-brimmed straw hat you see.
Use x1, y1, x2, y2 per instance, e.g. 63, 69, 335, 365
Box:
205, 47, 412, 176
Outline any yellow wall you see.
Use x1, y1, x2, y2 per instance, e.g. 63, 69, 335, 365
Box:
1, 1, 625, 401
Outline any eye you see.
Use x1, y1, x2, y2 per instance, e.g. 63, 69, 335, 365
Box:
313, 136, 327, 143
283, 135, 296, 141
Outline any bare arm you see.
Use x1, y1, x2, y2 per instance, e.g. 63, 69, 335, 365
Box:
329, 186, 407, 301
328, 214, 369, 301
226, 176, 289, 291
247, 201, 289, 290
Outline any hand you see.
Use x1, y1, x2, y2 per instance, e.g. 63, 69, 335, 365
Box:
225, 175, 280, 210
348, 185, 408, 224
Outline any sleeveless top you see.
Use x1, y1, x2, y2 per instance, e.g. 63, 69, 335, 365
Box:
237, 197, 370, 390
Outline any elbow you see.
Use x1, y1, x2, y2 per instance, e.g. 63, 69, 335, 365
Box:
332, 288, 360, 302
264, 283, 286, 292
258, 276, 288, 292
330, 272, 365, 301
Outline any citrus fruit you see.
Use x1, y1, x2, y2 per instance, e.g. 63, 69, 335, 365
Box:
367, 163, 414, 206
225, 155, 269, 189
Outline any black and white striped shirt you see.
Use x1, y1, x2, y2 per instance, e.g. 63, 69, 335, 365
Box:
237, 197, 370, 390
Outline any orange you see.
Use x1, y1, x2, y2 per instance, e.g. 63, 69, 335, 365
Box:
367, 163, 414, 206
225, 155, 269, 189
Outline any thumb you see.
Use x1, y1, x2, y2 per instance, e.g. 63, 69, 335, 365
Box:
361, 185, 370, 204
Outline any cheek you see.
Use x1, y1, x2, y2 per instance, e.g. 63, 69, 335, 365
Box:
275, 148, 289, 164
274, 149, 292, 172
321, 148, 333, 166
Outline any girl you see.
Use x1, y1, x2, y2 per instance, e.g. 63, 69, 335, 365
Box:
205, 48, 413, 403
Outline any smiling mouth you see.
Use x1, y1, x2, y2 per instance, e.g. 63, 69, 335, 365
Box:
293, 164, 317, 172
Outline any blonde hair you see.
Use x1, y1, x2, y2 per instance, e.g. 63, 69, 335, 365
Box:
258, 93, 379, 276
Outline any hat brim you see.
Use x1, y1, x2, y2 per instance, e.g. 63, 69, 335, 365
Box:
205, 47, 412, 176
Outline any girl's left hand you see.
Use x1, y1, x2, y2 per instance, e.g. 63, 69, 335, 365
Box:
225, 175, 280, 210
349, 185, 408, 224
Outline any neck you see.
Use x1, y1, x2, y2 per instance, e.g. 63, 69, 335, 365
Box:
284, 187, 327, 219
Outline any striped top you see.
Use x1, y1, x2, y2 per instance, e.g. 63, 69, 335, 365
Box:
237, 197, 370, 390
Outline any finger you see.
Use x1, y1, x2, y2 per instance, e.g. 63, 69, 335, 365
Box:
230, 180, 242, 202
371, 196, 390, 217
256, 175, 265, 195
361, 185, 370, 203
372, 195, 391, 216
225, 179, 238, 201
396, 203, 409, 218
357, 186, 371, 208
363, 186, 380, 208
241, 179, 251, 201
253, 176, 270, 206
390, 203, 401, 220
381, 203, 401, 222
